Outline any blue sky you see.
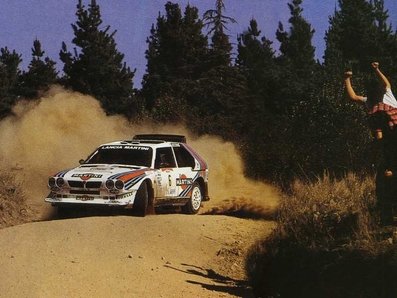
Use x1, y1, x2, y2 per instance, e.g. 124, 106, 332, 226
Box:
1, 0, 397, 87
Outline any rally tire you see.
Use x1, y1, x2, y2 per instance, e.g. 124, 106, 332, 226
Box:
134, 182, 148, 217
183, 182, 202, 214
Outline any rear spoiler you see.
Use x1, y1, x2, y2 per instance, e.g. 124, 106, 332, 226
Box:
133, 134, 186, 143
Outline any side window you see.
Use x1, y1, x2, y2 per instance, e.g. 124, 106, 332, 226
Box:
154, 147, 176, 169
173, 146, 195, 168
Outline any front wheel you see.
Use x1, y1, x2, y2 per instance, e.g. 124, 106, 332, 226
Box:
134, 182, 148, 217
183, 183, 202, 214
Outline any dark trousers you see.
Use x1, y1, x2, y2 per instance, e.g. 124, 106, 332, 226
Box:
375, 128, 397, 225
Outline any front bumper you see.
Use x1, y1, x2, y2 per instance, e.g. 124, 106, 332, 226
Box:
45, 191, 136, 207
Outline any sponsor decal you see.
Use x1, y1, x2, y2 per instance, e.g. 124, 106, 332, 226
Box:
176, 177, 193, 186
72, 173, 103, 180
101, 145, 122, 149
76, 195, 94, 201
101, 145, 149, 150
177, 174, 194, 196
116, 192, 134, 200
178, 173, 199, 197
123, 146, 150, 150
107, 200, 121, 204
156, 173, 162, 186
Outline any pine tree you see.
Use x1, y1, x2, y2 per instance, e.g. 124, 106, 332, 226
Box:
324, 0, 396, 76
188, 65, 251, 139
242, 0, 333, 181
277, 0, 316, 70
274, 0, 317, 113
60, 0, 137, 116
237, 19, 277, 110
180, 0, 248, 138
19, 39, 58, 99
141, 2, 208, 119
236, 19, 281, 178
0, 47, 21, 118
372, 0, 397, 81
183, 0, 250, 139
237, 19, 275, 69
203, 0, 236, 67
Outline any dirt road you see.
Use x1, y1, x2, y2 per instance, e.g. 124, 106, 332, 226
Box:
0, 213, 274, 298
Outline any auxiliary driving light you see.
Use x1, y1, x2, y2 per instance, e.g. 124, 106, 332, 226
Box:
105, 179, 115, 189
48, 177, 56, 188
115, 179, 124, 190
56, 177, 65, 187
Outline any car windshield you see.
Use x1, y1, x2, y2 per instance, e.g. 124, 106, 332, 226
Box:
84, 145, 153, 167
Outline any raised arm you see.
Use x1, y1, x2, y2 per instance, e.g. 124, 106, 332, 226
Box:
372, 62, 391, 89
344, 71, 366, 102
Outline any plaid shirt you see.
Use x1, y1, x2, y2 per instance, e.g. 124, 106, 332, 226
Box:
368, 102, 397, 128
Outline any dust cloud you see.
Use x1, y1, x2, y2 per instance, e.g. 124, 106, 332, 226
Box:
188, 135, 280, 217
0, 86, 279, 218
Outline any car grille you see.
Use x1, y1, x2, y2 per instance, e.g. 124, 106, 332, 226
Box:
70, 189, 100, 195
68, 181, 102, 188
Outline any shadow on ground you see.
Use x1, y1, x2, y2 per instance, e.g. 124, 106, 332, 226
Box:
43, 205, 189, 221
165, 263, 253, 297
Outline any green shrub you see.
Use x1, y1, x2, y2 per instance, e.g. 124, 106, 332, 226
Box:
246, 173, 397, 298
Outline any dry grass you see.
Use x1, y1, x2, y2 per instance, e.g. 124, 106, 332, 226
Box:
0, 169, 34, 228
246, 172, 397, 298
278, 172, 378, 250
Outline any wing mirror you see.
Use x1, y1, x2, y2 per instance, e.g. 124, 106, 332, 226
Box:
79, 159, 85, 165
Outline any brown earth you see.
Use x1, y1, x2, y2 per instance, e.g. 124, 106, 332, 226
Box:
0, 211, 274, 298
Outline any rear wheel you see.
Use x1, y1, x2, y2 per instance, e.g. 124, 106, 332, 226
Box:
183, 182, 202, 214
134, 182, 148, 217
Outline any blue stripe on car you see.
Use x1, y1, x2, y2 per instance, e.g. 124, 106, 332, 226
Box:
56, 170, 70, 177
125, 175, 146, 190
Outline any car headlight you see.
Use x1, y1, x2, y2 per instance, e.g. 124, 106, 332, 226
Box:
115, 179, 124, 190
48, 177, 56, 188
56, 177, 65, 187
105, 179, 115, 189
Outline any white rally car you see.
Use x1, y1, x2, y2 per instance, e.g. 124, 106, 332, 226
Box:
45, 134, 209, 216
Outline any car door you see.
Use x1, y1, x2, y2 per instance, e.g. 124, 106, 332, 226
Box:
154, 147, 178, 198
172, 144, 197, 198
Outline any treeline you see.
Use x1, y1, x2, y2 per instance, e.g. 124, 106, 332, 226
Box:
1, 0, 397, 184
